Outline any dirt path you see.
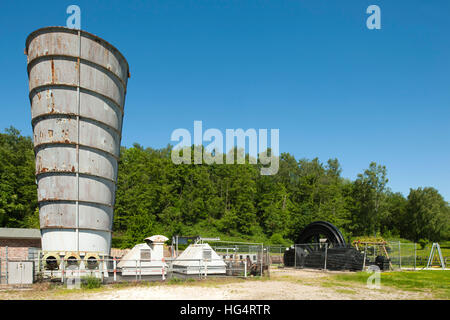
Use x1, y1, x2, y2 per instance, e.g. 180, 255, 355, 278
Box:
0, 269, 434, 300
77, 269, 433, 300
81, 280, 429, 300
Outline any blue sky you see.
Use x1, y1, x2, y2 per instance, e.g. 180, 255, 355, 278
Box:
0, 0, 449, 200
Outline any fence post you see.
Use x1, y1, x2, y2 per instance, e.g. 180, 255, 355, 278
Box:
77, 260, 80, 285
398, 241, 401, 269
135, 260, 138, 281
260, 245, 263, 276
280, 246, 282, 266
244, 260, 247, 278
113, 258, 117, 282
5, 246, 8, 284
362, 244, 367, 270
414, 243, 416, 271
324, 243, 328, 271
294, 245, 297, 269
61, 258, 65, 283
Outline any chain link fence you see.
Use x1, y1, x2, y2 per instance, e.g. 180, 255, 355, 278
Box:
273, 241, 449, 271
283, 243, 367, 271
1, 241, 447, 286
266, 245, 285, 267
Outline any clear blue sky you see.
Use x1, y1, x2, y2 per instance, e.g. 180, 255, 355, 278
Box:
0, 0, 449, 201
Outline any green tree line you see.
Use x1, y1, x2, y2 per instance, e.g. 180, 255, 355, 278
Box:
0, 127, 449, 247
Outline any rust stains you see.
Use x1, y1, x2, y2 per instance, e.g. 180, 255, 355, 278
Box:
48, 129, 53, 138
56, 36, 61, 50
51, 59, 56, 83
71, 166, 75, 172
50, 90, 55, 113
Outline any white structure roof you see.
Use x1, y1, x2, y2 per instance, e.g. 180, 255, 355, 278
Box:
145, 235, 169, 243
172, 243, 226, 268
0, 228, 41, 239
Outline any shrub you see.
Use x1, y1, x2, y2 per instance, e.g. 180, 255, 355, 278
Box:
81, 276, 102, 289
269, 233, 289, 246
418, 239, 428, 250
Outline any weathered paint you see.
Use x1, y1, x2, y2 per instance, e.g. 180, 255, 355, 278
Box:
26, 27, 129, 255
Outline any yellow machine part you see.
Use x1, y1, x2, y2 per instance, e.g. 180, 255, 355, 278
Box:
64, 252, 82, 267
42, 252, 61, 270
84, 252, 101, 269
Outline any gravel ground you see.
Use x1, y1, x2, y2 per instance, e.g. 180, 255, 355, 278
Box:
76, 269, 433, 300
0, 269, 434, 300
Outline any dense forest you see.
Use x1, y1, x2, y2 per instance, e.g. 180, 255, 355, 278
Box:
1, 127, 449, 248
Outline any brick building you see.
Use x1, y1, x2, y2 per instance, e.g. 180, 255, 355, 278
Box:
0, 228, 41, 283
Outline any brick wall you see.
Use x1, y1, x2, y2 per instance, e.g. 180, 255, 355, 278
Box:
0, 239, 41, 281
110, 248, 131, 259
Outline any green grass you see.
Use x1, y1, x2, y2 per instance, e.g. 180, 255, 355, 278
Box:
334, 288, 357, 295
80, 276, 102, 289
332, 270, 450, 299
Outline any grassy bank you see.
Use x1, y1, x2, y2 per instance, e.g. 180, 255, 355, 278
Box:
331, 270, 450, 299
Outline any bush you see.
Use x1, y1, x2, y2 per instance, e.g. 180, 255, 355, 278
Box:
168, 277, 184, 284
269, 233, 290, 247
81, 276, 102, 289
418, 239, 428, 250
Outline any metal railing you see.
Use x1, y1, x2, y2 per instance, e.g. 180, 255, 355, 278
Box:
0, 255, 270, 286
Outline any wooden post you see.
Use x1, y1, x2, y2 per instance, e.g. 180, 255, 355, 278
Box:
382, 245, 393, 270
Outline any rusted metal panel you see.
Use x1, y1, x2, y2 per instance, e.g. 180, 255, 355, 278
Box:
35, 146, 117, 180
37, 174, 115, 205
29, 57, 125, 107
33, 116, 120, 157
36, 144, 117, 181
39, 202, 113, 231
31, 87, 123, 131
26, 27, 129, 85
26, 27, 129, 255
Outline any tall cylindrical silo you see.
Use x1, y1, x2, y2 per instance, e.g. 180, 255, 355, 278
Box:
25, 27, 129, 256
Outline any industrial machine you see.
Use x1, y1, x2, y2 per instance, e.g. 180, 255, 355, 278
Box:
283, 221, 367, 271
